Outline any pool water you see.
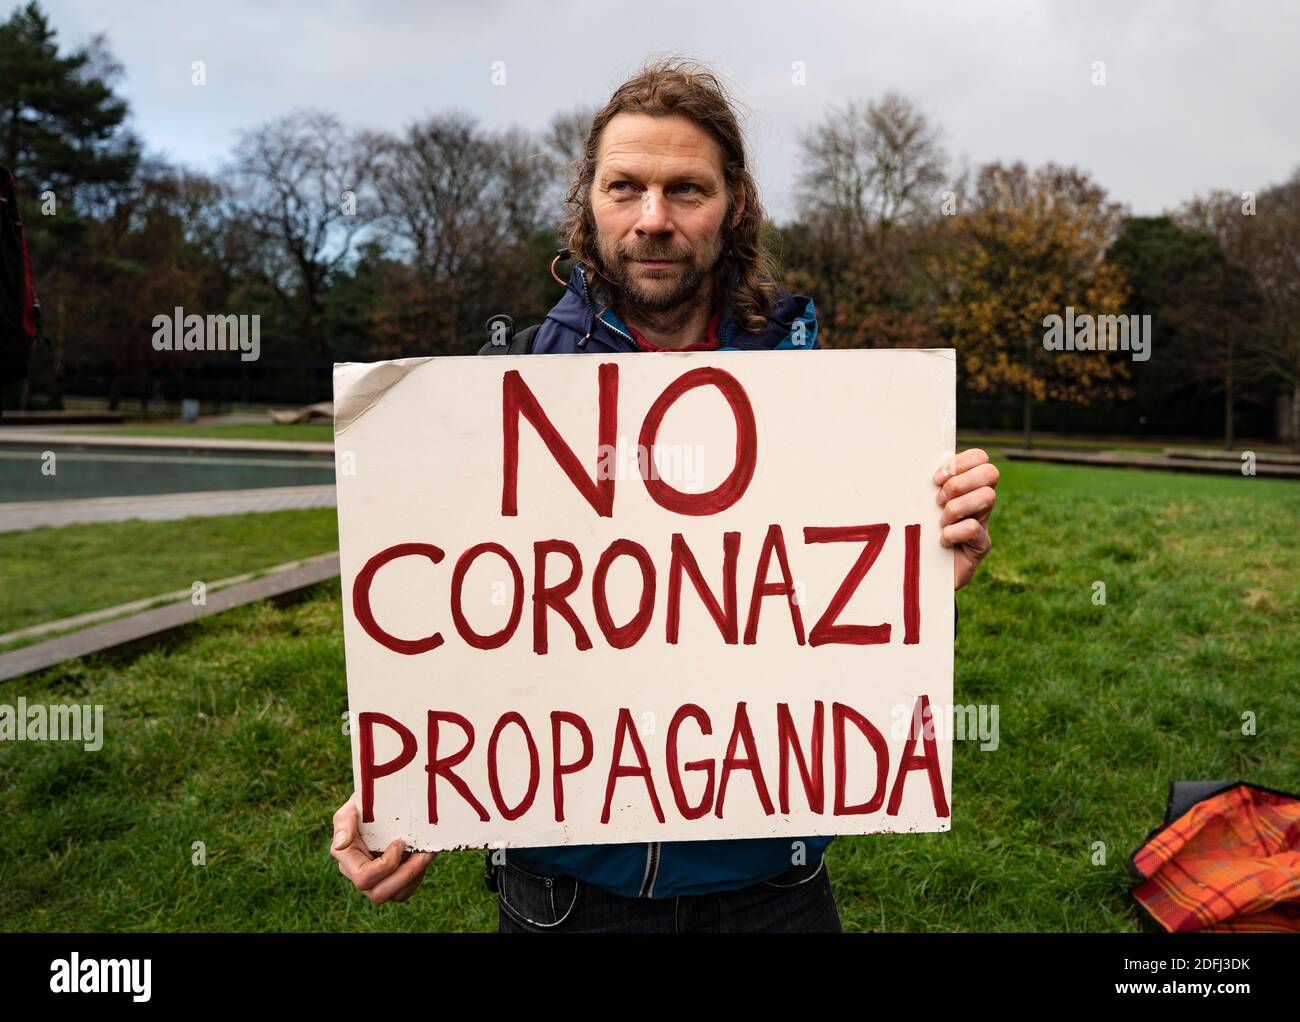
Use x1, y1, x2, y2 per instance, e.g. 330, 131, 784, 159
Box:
0, 443, 336, 502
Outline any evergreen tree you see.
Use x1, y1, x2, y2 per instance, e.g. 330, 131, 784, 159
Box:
1108, 217, 1263, 446
0, 2, 138, 195
0, 1, 140, 406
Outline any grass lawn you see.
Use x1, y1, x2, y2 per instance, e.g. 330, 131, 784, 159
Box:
84, 423, 334, 443
72, 423, 1292, 460
1, 461, 1297, 932
956, 433, 1294, 458
0, 509, 339, 645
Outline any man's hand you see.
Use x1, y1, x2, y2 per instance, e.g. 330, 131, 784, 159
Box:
934, 448, 999, 591
331, 793, 436, 904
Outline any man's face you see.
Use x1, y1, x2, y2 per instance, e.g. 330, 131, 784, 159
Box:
589, 112, 742, 314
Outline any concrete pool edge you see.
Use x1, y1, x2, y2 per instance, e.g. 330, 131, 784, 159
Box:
0, 429, 334, 456
0, 551, 343, 646
0, 553, 342, 682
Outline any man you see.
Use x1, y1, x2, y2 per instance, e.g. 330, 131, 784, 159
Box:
330, 57, 999, 932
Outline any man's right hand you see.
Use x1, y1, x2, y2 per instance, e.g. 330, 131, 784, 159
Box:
331, 793, 436, 904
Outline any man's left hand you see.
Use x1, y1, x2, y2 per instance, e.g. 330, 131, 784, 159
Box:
933, 448, 999, 590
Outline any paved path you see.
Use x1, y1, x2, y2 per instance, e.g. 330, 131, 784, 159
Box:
0, 484, 337, 532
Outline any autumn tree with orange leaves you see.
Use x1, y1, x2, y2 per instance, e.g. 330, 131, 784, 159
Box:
934, 162, 1131, 447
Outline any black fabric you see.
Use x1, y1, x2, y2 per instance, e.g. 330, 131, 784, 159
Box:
477, 322, 540, 357
1163, 780, 1236, 825
0, 166, 37, 385
492, 851, 841, 933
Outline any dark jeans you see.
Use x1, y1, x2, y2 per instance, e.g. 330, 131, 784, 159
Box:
489, 853, 842, 933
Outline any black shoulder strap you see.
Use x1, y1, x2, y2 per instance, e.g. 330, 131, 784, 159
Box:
477, 323, 541, 356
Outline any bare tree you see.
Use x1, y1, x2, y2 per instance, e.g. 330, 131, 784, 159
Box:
544, 105, 596, 168
483, 125, 556, 243
373, 112, 493, 278
540, 105, 596, 231
1183, 171, 1300, 450
1246, 171, 1300, 450
227, 110, 376, 352
796, 92, 948, 241
370, 113, 501, 346
370, 115, 560, 349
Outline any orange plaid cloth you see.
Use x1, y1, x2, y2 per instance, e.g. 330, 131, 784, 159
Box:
1129, 783, 1300, 933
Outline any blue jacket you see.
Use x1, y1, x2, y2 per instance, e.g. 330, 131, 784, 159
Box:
493, 262, 832, 898
527, 262, 820, 356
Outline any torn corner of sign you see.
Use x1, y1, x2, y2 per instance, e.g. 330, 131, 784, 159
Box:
332, 357, 434, 436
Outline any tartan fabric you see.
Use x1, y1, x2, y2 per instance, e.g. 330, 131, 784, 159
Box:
1129, 783, 1300, 932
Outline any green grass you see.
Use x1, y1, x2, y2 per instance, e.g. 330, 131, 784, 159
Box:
72, 424, 1290, 459
957, 433, 1294, 457
1, 461, 1297, 931
0, 581, 499, 932
0, 509, 339, 640
833, 461, 1300, 931
83, 423, 334, 443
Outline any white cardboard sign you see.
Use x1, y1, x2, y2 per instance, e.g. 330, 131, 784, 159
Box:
333, 348, 955, 852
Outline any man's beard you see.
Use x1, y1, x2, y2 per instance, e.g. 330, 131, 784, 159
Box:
594, 234, 719, 317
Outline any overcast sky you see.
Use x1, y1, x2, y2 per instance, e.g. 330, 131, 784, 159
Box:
37, 0, 1300, 221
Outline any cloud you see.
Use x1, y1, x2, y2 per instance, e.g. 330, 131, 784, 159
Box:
36, 0, 1300, 220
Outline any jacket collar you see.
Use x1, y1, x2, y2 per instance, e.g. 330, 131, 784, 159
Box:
548, 261, 806, 351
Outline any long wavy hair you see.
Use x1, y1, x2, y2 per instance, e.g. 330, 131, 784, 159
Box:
560, 57, 783, 333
